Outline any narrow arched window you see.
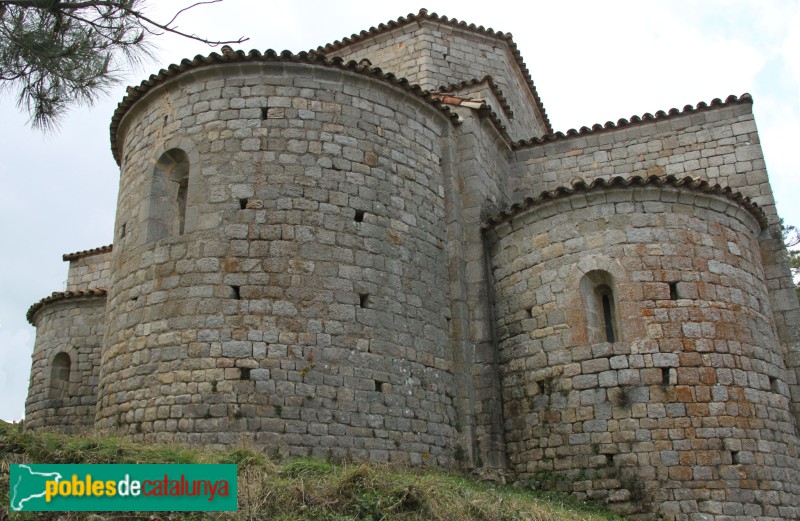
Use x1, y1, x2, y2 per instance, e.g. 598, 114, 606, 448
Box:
176, 175, 188, 235
148, 148, 190, 241
580, 271, 621, 344
50, 352, 71, 398
597, 285, 616, 342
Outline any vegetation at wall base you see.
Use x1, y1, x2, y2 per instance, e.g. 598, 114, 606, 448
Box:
0, 421, 623, 520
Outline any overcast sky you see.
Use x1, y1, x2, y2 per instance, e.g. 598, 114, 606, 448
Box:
1, 1, 798, 421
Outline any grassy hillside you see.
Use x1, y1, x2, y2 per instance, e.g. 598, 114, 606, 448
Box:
1, 421, 624, 520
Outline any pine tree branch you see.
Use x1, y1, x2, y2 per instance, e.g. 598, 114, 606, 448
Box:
0, 0, 248, 45
0, 0, 248, 129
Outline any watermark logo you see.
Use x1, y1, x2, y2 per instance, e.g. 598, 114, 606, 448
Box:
9, 464, 237, 511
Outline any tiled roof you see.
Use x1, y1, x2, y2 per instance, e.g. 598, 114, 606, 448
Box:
430, 94, 487, 110
436, 76, 514, 120
431, 93, 514, 147
513, 94, 753, 149
26, 289, 107, 325
482, 175, 768, 231
110, 50, 461, 165
315, 9, 552, 134
63, 244, 113, 261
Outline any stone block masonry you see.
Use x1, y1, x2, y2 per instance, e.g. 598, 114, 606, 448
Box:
25, 292, 105, 432
484, 179, 800, 518
64, 246, 112, 292
23, 9, 800, 521
98, 60, 458, 465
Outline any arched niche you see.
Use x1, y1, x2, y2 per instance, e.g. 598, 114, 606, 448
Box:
146, 148, 190, 241
48, 351, 72, 399
580, 270, 621, 344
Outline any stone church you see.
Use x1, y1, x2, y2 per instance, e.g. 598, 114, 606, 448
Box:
24, 9, 800, 519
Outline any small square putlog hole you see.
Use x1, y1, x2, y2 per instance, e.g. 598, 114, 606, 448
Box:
230, 285, 241, 300
668, 282, 679, 300
354, 209, 365, 222
239, 198, 248, 209
731, 450, 741, 464
239, 368, 250, 380
359, 293, 369, 308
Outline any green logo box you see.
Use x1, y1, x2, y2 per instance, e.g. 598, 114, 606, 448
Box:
9, 464, 237, 511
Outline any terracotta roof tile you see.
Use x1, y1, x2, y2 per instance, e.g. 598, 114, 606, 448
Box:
26, 289, 107, 325
482, 174, 767, 231
110, 51, 461, 165
315, 9, 552, 134
436, 76, 514, 120
514, 94, 753, 149
62, 244, 113, 261
430, 93, 514, 146
430, 94, 487, 110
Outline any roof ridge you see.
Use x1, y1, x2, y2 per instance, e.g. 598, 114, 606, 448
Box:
482, 174, 767, 231
110, 50, 461, 165
26, 289, 108, 325
63, 244, 113, 261
314, 9, 552, 134
514, 94, 752, 149
436, 76, 514, 120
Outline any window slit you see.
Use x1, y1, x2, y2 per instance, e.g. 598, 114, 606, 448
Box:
661, 367, 671, 386
176, 179, 188, 235
602, 293, 615, 342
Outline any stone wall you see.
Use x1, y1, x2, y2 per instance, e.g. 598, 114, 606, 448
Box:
443, 107, 513, 471
25, 296, 105, 432
321, 18, 548, 141
97, 59, 460, 463
21, 12, 800, 520
511, 100, 774, 218
66, 251, 112, 291
485, 182, 800, 519
510, 100, 800, 428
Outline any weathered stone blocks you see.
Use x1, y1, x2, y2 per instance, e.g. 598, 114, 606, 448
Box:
486, 183, 800, 519
94, 60, 459, 464
22, 11, 800, 521
25, 296, 105, 432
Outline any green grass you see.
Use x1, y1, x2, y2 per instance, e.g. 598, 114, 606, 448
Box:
1, 421, 625, 520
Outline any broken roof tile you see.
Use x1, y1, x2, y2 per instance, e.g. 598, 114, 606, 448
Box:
437, 76, 514, 120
